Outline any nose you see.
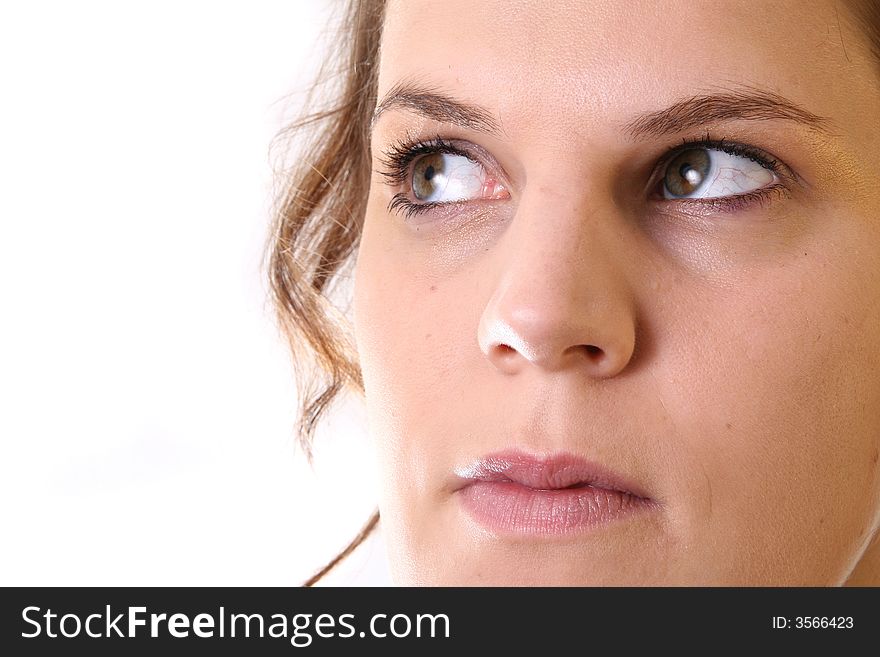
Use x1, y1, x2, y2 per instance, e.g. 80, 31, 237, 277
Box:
477, 190, 637, 378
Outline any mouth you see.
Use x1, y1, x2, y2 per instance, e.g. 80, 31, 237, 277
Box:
453, 449, 658, 536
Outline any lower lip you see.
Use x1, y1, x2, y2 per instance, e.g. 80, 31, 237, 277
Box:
458, 480, 655, 535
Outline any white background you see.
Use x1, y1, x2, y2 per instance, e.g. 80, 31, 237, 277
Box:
0, 0, 390, 586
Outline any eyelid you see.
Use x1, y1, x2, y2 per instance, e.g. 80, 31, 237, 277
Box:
377, 134, 511, 190
653, 136, 795, 186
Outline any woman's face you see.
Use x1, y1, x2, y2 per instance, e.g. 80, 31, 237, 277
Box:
352, 0, 880, 584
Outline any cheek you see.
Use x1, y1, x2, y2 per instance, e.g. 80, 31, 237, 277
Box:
353, 229, 482, 583
352, 210, 472, 505
665, 239, 880, 581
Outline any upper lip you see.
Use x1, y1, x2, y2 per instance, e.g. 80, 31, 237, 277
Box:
453, 449, 653, 499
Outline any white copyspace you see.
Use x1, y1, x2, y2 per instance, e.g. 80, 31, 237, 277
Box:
0, 0, 390, 586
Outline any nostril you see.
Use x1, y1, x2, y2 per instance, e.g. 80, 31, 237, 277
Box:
585, 344, 603, 358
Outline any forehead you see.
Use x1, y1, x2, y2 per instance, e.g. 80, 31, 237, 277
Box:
377, 0, 864, 137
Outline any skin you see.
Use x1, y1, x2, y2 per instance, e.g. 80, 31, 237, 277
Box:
351, 0, 880, 584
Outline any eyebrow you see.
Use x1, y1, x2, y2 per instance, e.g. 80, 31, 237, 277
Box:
371, 78, 504, 136
371, 80, 831, 139
623, 85, 832, 138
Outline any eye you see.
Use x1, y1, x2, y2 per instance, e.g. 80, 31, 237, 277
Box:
662, 147, 777, 200
410, 152, 506, 203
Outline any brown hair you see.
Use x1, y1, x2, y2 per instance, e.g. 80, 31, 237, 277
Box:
267, 0, 879, 587
267, 0, 386, 587
847, 0, 880, 65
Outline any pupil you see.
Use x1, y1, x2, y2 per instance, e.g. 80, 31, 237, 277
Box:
424, 165, 435, 181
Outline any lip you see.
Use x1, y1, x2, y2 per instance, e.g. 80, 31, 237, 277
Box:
454, 449, 657, 536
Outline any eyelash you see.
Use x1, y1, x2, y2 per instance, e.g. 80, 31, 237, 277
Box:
655, 133, 790, 212
377, 134, 473, 219
376, 132, 791, 219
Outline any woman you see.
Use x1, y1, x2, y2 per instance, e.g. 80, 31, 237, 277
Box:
269, 0, 880, 585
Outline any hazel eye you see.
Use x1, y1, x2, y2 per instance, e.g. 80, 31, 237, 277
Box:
662, 147, 776, 199
411, 152, 505, 202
